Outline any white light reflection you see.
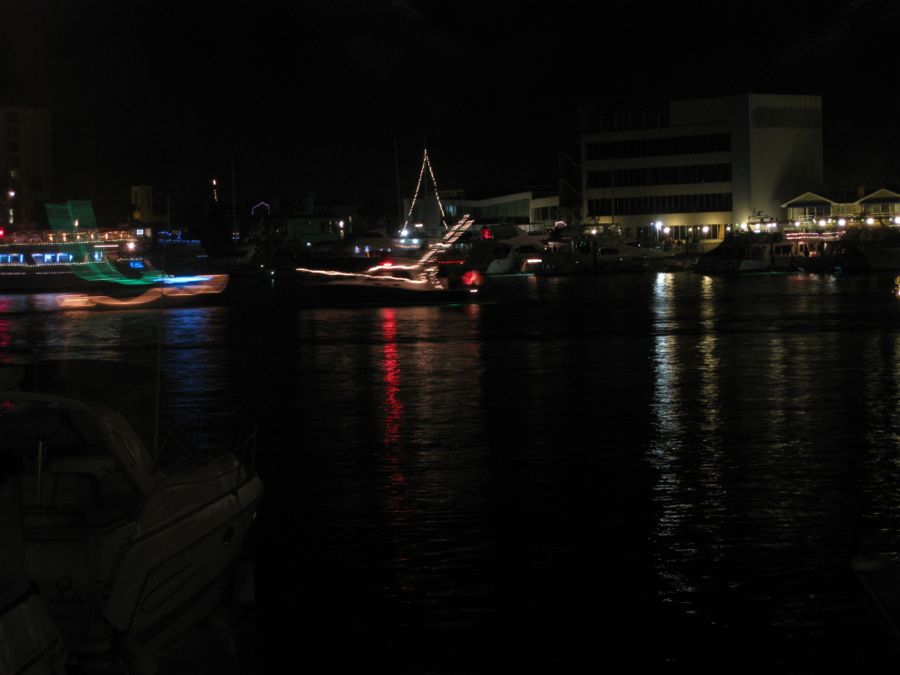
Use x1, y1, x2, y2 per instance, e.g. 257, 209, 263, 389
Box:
648, 273, 727, 611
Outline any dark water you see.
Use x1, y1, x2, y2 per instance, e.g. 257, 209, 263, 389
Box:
3, 271, 900, 673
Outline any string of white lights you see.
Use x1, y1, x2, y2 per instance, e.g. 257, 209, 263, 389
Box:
404, 148, 448, 231
424, 150, 447, 230
404, 151, 428, 229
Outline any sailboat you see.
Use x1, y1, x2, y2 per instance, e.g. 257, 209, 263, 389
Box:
290, 147, 482, 305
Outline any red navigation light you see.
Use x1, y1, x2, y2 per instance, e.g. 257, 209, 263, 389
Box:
461, 269, 484, 286
481, 227, 493, 240
382, 260, 393, 267
0, 228, 5, 238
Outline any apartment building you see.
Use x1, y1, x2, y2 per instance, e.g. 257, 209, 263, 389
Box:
0, 106, 52, 228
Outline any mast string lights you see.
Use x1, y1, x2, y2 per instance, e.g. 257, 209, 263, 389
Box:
404, 153, 428, 228
424, 150, 447, 230
404, 148, 448, 231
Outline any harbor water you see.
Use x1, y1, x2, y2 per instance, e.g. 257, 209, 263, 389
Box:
3, 270, 900, 673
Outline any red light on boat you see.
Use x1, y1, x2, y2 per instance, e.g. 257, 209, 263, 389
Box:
461, 269, 484, 286
481, 227, 493, 240
382, 260, 393, 267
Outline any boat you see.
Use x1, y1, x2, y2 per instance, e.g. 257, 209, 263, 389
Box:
289, 261, 480, 306
139, 236, 211, 276
0, 359, 264, 672
435, 223, 547, 277
0, 229, 166, 292
55, 274, 230, 311
537, 226, 682, 274
695, 232, 782, 274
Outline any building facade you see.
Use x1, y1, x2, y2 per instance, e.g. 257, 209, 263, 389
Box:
0, 106, 52, 229
581, 93, 824, 246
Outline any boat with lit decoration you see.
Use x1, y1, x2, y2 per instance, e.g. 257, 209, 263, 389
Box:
0, 230, 164, 292
696, 231, 827, 274
288, 261, 479, 306
0, 359, 264, 672
55, 274, 230, 311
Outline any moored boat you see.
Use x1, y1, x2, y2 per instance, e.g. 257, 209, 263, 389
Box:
433, 223, 547, 277
0, 360, 264, 671
695, 231, 847, 274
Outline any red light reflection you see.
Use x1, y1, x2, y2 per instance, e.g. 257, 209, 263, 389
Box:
382, 308, 403, 452
381, 308, 408, 516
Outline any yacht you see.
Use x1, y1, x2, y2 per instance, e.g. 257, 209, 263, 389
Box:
436, 224, 546, 276
0, 360, 263, 671
291, 261, 478, 306
696, 232, 820, 274
538, 228, 679, 274
0, 230, 163, 292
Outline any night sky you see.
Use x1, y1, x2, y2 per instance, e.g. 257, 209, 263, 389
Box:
1, 0, 899, 222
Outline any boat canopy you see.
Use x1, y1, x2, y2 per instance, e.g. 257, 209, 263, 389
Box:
1, 360, 202, 470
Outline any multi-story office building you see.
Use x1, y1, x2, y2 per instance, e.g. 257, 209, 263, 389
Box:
0, 106, 52, 229
581, 93, 824, 246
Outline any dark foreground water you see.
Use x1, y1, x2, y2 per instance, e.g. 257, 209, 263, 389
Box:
3, 271, 900, 673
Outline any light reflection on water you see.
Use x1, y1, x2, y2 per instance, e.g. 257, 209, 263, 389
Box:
3, 273, 900, 671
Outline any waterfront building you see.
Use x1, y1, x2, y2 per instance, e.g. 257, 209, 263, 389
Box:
781, 188, 900, 229
0, 106, 52, 229
580, 93, 824, 249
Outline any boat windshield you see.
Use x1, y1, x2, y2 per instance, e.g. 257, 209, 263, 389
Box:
0, 400, 106, 461
5, 360, 207, 473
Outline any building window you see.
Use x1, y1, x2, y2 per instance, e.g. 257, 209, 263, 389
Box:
587, 163, 731, 189
588, 193, 733, 216
586, 133, 731, 160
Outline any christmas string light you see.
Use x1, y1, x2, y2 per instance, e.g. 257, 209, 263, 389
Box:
404, 148, 447, 231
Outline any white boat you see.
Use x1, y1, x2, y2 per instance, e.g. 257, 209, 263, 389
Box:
439, 224, 546, 276
291, 262, 479, 305
0, 360, 263, 671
